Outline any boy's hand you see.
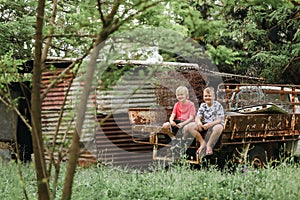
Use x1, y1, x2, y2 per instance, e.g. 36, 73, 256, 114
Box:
202, 123, 212, 130
170, 120, 176, 126
176, 123, 183, 128
196, 122, 203, 131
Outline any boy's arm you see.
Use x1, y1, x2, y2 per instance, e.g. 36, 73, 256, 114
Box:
195, 115, 203, 128
169, 113, 176, 126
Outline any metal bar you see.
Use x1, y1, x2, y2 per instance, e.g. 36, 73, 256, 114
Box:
221, 137, 300, 145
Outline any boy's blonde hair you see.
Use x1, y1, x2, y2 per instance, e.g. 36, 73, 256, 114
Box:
203, 86, 215, 97
176, 86, 189, 98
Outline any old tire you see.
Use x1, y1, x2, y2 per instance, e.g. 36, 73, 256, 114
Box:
248, 145, 267, 168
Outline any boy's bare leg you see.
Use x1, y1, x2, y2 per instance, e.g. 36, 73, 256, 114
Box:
162, 122, 176, 140
206, 124, 223, 155
183, 122, 206, 153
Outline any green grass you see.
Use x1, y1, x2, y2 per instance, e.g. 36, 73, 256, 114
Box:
0, 160, 299, 200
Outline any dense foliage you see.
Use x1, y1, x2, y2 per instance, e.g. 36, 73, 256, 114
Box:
218, 0, 300, 84
0, 0, 35, 59
185, 0, 300, 83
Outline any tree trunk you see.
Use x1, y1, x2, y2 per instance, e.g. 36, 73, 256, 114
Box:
32, 0, 50, 199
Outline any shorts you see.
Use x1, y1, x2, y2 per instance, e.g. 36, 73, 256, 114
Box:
170, 119, 183, 135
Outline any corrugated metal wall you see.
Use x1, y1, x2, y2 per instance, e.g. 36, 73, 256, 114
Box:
41, 61, 207, 169
41, 67, 96, 163
95, 113, 154, 169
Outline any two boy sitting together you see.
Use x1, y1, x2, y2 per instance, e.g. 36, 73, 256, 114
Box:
162, 86, 225, 157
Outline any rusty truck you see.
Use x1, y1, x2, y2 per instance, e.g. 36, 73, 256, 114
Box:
129, 83, 300, 168
2, 59, 300, 169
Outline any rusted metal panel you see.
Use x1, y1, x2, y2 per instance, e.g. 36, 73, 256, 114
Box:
128, 108, 170, 125
222, 113, 300, 142
128, 108, 174, 145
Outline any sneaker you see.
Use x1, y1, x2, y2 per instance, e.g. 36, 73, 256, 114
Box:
181, 139, 189, 148
170, 139, 180, 150
181, 139, 191, 154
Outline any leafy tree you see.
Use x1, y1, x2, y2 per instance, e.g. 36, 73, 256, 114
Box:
188, 0, 300, 83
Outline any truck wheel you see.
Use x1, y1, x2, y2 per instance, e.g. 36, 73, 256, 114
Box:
248, 145, 267, 168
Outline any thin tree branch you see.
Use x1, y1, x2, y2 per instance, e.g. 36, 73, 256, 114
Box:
111, 1, 164, 34
42, 0, 58, 62
0, 95, 32, 131
282, 56, 296, 73
97, 0, 106, 25
105, 0, 120, 25
43, 34, 98, 39
48, 64, 80, 199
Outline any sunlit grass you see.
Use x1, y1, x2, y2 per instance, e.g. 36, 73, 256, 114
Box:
0, 159, 299, 200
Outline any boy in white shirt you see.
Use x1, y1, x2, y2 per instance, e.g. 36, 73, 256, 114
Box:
183, 86, 225, 157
